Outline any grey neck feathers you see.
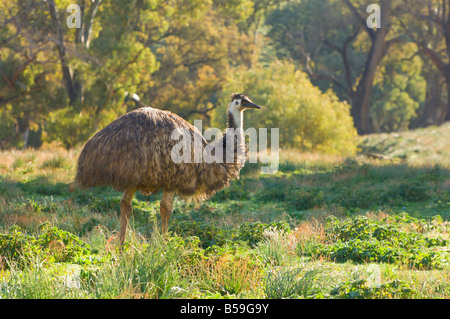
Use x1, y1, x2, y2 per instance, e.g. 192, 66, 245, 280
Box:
221, 109, 245, 168
227, 109, 243, 129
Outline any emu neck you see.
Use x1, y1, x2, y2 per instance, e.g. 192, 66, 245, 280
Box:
221, 108, 245, 168
227, 108, 243, 129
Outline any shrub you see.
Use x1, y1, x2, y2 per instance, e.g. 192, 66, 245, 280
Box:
264, 266, 325, 298
212, 60, 358, 156
38, 223, 91, 263
307, 214, 447, 269
170, 220, 237, 248
0, 223, 91, 268
238, 221, 291, 247
331, 279, 419, 299
0, 225, 42, 268
386, 181, 430, 202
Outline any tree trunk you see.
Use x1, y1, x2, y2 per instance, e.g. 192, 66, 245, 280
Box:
47, 0, 80, 105
445, 78, 450, 121
351, 31, 390, 134
342, 0, 393, 135
414, 71, 445, 127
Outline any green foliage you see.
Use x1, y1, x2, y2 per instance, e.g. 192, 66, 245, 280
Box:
38, 223, 91, 263
1, 0, 448, 151
371, 43, 426, 132
17, 179, 69, 196
264, 267, 325, 299
0, 225, 42, 268
0, 262, 88, 299
387, 181, 430, 202
1, 141, 449, 299
238, 221, 290, 247
44, 107, 94, 149
0, 223, 91, 268
1, 0, 261, 148
214, 60, 358, 155
89, 232, 185, 299
170, 219, 237, 248
308, 215, 448, 269
170, 214, 291, 249
330, 279, 419, 299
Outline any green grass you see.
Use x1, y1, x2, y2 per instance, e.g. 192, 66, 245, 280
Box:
359, 122, 450, 165
0, 126, 449, 299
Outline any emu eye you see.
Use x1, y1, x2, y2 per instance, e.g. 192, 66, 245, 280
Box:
235, 101, 239, 105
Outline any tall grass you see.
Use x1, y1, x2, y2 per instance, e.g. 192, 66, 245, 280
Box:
86, 230, 185, 299
193, 252, 263, 296
1, 126, 449, 299
264, 266, 327, 298
1, 257, 88, 299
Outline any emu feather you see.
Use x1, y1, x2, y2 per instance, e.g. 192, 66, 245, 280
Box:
75, 93, 261, 247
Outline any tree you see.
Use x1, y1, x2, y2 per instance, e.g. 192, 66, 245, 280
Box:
0, 0, 62, 148
370, 43, 426, 132
267, 0, 403, 134
1, 0, 262, 148
44, 0, 190, 146
144, 4, 255, 125
400, 0, 450, 124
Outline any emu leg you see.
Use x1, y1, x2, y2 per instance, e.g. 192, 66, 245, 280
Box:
119, 189, 135, 248
160, 191, 174, 233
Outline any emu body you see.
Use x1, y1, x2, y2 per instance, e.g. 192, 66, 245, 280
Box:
76, 93, 260, 247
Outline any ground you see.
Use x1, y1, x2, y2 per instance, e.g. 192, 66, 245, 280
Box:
0, 124, 449, 299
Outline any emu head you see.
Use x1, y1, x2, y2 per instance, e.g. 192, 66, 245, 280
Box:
229, 93, 261, 112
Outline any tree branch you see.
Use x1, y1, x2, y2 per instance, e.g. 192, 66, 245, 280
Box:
0, 72, 48, 108
84, 0, 103, 48
341, 0, 376, 41
420, 43, 448, 77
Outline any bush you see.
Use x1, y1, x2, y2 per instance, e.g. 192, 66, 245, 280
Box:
0, 225, 42, 268
307, 215, 447, 269
38, 223, 91, 263
386, 181, 430, 202
331, 279, 419, 299
238, 221, 291, 247
170, 220, 237, 248
212, 60, 358, 155
0, 223, 91, 268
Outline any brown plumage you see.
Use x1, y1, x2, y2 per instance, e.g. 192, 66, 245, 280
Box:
75, 93, 261, 247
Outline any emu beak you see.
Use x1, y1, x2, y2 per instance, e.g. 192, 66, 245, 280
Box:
245, 102, 261, 110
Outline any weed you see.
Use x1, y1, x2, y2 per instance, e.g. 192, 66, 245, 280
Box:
238, 221, 291, 247
330, 279, 419, 299
264, 266, 325, 298
89, 232, 185, 299
0, 223, 91, 268
307, 215, 448, 269
41, 156, 67, 169
197, 253, 262, 296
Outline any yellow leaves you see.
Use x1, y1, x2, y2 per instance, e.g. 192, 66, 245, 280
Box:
197, 65, 218, 83
216, 60, 358, 156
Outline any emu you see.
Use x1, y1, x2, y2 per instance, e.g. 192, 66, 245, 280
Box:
75, 93, 261, 247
